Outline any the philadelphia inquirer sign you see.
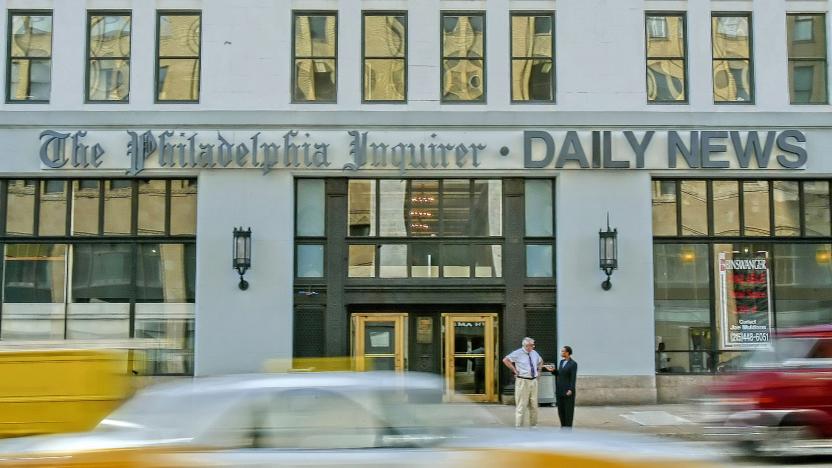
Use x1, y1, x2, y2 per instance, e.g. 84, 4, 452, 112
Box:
38, 129, 807, 175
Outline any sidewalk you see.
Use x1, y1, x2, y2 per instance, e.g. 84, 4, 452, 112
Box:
482, 403, 707, 440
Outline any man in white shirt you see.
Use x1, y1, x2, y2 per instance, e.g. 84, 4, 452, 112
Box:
502, 337, 544, 427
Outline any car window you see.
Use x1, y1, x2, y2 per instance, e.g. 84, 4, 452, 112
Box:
809, 339, 832, 359
254, 388, 384, 449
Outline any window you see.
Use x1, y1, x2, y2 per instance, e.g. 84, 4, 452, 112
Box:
293, 12, 337, 103
510, 12, 554, 102
441, 13, 485, 103
295, 179, 326, 279
363, 12, 406, 102
346, 179, 502, 278
787, 14, 827, 104
524, 180, 555, 278
156, 12, 201, 102
645, 13, 686, 103
0, 179, 197, 375
712, 13, 753, 103
653, 178, 832, 374
87, 12, 131, 102
6, 12, 52, 103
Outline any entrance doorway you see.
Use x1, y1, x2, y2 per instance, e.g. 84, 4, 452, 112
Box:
442, 313, 498, 402
351, 313, 407, 372
350, 311, 499, 402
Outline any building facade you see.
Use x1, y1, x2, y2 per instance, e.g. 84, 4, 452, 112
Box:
0, 0, 830, 403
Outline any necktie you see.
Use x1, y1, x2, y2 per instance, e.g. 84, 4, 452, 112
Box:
529, 354, 535, 378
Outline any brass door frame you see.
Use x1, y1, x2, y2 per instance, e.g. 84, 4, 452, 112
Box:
351, 313, 407, 372
442, 313, 498, 403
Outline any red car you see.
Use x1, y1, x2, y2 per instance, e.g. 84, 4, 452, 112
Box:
705, 324, 832, 456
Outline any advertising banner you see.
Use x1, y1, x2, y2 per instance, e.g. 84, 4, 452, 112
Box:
718, 250, 773, 349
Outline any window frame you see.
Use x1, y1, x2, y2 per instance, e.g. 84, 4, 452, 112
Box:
85, 10, 132, 104
710, 12, 755, 105
154, 10, 202, 104
786, 13, 828, 105
644, 11, 688, 104
509, 10, 556, 104
291, 10, 339, 104
440, 11, 487, 105
5, 10, 53, 104
361, 11, 408, 104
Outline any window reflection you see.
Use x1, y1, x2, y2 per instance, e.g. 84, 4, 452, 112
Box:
442, 180, 470, 236
743, 181, 770, 236
379, 244, 407, 278
363, 14, 406, 102
297, 245, 324, 278
787, 14, 827, 104
348, 245, 375, 278
170, 180, 197, 236
138, 180, 167, 236
652, 180, 677, 236
511, 14, 554, 102
104, 180, 133, 235
712, 15, 753, 103
646, 14, 686, 102
442, 14, 485, 102
525, 180, 553, 237
1, 244, 66, 340
348, 180, 375, 236
442, 244, 470, 278
474, 245, 502, 278
88, 14, 130, 101
804, 181, 831, 236
294, 14, 337, 102
73, 180, 100, 236
773, 181, 800, 236
380, 180, 408, 236
8, 14, 52, 102
713, 181, 739, 236
681, 180, 707, 236
6, 180, 36, 236
156, 14, 200, 101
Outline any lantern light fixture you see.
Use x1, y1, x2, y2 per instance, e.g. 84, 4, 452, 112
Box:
599, 214, 618, 291
233, 227, 252, 291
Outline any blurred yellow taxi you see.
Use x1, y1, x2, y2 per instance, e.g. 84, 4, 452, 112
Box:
0, 372, 727, 467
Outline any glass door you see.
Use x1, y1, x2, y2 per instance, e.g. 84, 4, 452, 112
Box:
351, 313, 407, 372
442, 313, 497, 402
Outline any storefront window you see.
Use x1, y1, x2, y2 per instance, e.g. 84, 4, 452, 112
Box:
1, 244, 66, 340
654, 178, 832, 374
774, 243, 832, 328
654, 244, 711, 373
0, 179, 196, 376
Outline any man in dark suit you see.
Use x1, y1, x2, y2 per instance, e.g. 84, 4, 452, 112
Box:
546, 345, 577, 428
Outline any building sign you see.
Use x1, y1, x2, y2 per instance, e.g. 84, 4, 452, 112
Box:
38, 129, 808, 175
718, 251, 773, 350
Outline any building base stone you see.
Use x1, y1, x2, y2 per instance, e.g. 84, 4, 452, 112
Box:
501, 375, 656, 406
656, 374, 719, 403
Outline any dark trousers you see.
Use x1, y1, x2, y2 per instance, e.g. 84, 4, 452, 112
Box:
557, 394, 575, 427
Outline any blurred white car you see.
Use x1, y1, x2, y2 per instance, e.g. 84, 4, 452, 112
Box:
0, 372, 725, 467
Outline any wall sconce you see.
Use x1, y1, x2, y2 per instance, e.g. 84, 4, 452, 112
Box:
233, 227, 252, 290
599, 214, 618, 291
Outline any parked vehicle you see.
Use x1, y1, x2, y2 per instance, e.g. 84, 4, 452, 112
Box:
704, 324, 832, 456
0, 372, 724, 467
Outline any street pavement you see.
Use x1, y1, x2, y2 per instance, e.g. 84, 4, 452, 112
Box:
482, 403, 832, 466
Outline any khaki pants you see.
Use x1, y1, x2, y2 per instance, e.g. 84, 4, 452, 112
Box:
514, 377, 539, 427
